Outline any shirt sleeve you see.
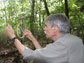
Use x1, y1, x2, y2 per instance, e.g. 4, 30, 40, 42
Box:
23, 42, 68, 63
23, 47, 34, 63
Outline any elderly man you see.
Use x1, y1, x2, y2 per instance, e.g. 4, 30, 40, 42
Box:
5, 13, 84, 63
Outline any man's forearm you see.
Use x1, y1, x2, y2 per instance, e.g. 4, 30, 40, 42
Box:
14, 39, 24, 56
5, 24, 25, 56
24, 30, 41, 49
31, 37, 41, 49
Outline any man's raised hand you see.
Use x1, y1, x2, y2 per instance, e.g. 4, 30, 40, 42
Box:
24, 30, 34, 41
5, 24, 15, 39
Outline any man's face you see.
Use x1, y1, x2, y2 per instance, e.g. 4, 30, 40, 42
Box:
44, 22, 55, 38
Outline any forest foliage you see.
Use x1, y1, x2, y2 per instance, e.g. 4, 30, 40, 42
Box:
0, 0, 84, 62
0, 0, 84, 47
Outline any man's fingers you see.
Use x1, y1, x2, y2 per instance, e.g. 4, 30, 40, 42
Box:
24, 30, 30, 32
24, 30, 31, 36
7, 24, 13, 30
7, 24, 10, 27
5, 27, 9, 35
6, 25, 10, 32
24, 30, 30, 34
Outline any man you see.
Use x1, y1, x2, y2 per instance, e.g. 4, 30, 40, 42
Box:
5, 13, 84, 63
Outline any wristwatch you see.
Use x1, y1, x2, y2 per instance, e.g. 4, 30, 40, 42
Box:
11, 37, 16, 43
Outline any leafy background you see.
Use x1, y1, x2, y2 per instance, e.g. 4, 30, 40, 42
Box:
0, 0, 84, 63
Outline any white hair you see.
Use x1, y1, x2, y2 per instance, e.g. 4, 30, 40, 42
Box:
46, 13, 70, 33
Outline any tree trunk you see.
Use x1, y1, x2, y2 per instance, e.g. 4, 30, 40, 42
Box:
65, 0, 69, 18
43, 0, 50, 16
30, 0, 35, 33
39, 0, 41, 27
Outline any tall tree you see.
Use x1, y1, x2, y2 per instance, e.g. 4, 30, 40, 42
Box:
65, 0, 69, 18
30, 0, 35, 32
43, 0, 50, 16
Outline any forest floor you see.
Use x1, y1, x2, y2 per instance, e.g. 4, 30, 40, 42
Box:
0, 41, 25, 63
0, 47, 24, 63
